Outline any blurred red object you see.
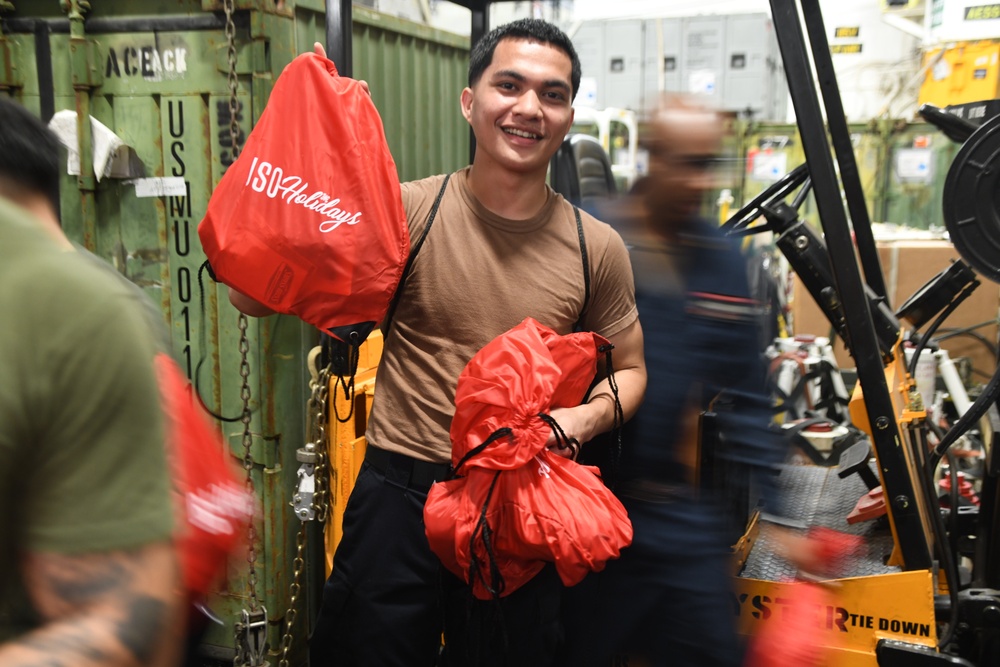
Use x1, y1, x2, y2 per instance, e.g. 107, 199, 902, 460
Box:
156, 353, 255, 600
743, 527, 863, 667
939, 472, 980, 506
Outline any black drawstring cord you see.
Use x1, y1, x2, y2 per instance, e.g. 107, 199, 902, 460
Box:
599, 343, 625, 490
195, 260, 246, 423
537, 413, 579, 459
450, 427, 514, 480
465, 469, 509, 665
451, 425, 517, 664
467, 470, 506, 601
331, 331, 362, 423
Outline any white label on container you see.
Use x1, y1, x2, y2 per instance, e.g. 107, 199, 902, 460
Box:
129, 177, 188, 197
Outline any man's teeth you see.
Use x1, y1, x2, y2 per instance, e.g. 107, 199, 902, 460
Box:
505, 128, 539, 139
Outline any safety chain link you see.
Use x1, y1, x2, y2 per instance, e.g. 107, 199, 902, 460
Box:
222, 4, 265, 665
234, 312, 268, 667
278, 361, 333, 666
311, 364, 332, 523
224, 0, 241, 165
225, 0, 257, 613
277, 527, 307, 667
238, 313, 259, 609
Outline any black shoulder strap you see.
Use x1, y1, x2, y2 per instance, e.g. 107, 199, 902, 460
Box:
572, 205, 591, 333
383, 173, 452, 337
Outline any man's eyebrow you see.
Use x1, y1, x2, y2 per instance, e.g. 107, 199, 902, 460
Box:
492, 69, 571, 93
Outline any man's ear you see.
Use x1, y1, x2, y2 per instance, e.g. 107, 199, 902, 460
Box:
460, 87, 473, 123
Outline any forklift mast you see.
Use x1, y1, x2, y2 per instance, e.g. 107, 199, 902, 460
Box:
768, 0, 934, 570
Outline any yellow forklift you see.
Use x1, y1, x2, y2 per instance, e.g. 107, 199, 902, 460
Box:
710, 2, 1000, 665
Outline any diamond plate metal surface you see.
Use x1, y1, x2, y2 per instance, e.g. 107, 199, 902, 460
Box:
740, 462, 901, 581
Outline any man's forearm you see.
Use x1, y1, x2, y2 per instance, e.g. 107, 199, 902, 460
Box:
0, 610, 163, 667
586, 366, 646, 438
3, 543, 184, 667
228, 287, 276, 317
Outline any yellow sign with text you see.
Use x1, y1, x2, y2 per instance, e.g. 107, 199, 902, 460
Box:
965, 4, 1000, 21
835, 27, 860, 38
734, 570, 937, 665
831, 43, 863, 54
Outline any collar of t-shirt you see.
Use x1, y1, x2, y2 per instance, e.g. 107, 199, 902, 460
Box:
454, 166, 559, 234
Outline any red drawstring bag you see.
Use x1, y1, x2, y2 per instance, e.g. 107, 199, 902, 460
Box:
155, 353, 255, 600
424, 318, 633, 599
198, 52, 409, 343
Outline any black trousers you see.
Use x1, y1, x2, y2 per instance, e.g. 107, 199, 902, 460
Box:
309, 448, 563, 667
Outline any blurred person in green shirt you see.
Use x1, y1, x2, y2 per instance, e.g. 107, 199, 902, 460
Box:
0, 95, 184, 667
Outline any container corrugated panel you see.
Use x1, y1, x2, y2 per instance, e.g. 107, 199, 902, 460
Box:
352, 6, 470, 181
1, 2, 469, 662
882, 121, 961, 229
733, 120, 954, 232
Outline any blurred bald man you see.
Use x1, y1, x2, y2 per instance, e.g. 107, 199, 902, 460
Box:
558, 96, 788, 667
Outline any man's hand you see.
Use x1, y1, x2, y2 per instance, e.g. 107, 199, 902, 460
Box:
229, 287, 277, 317
313, 42, 371, 96
544, 319, 647, 459
545, 403, 598, 460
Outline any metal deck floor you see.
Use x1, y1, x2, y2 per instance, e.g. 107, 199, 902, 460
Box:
740, 462, 901, 581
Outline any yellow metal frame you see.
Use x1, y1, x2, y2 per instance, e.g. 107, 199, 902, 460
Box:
733, 337, 945, 665
324, 331, 383, 577
734, 570, 937, 666
847, 339, 934, 568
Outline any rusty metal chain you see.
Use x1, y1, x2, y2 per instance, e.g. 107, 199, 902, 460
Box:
311, 364, 332, 523
278, 359, 333, 665
224, 0, 241, 165
222, 3, 266, 665
277, 527, 307, 667
225, 0, 257, 612
234, 313, 268, 667
237, 314, 259, 609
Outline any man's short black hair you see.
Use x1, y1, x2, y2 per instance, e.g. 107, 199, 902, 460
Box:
468, 18, 581, 102
0, 96, 62, 216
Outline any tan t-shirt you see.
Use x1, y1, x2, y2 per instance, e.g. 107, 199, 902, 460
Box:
368, 167, 637, 463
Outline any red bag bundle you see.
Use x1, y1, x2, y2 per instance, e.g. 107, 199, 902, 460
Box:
198, 53, 409, 342
424, 318, 633, 600
155, 353, 255, 600
425, 450, 633, 599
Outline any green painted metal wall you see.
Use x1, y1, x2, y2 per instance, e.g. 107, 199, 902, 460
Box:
880, 121, 961, 230
353, 6, 470, 181
1, 2, 468, 664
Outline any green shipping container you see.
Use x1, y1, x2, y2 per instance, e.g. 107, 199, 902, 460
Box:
1, 2, 468, 663
730, 119, 957, 232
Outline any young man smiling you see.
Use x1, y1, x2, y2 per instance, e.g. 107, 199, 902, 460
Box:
233, 18, 646, 667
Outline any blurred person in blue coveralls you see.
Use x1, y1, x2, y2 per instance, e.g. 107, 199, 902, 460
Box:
557, 94, 799, 667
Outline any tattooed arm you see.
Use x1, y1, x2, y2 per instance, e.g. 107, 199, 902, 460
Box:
0, 542, 184, 667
